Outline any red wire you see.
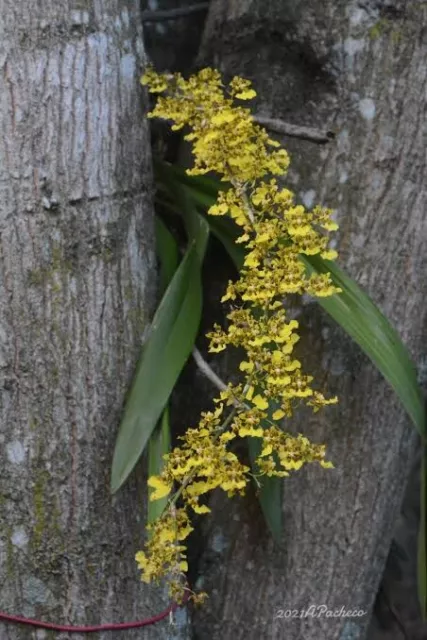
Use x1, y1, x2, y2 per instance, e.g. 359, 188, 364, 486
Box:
0, 592, 189, 634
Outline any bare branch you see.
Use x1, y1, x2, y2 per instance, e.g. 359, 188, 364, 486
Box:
192, 348, 250, 411
192, 347, 228, 393
254, 115, 335, 144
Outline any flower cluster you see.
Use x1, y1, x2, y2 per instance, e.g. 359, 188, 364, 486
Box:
137, 67, 341, 604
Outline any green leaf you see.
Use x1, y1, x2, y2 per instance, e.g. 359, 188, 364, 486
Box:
155, 162, 210, 266
143, 181, 209, 517
301, 254, 425, 436
147, 406, 171, 525
146, 220, 176, 523
144, 219, 176, 526
155, 216, 179, 296
154, 159, 223, 200
247, 435, 283, 544
178, 189, 210, 266
205, 216, 244, 272
154, 159, 229, 211
246, 392, 285, 543
419, 447, 427, 617
111, 243, 203, 493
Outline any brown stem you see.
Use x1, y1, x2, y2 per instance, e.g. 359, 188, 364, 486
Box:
254, 115, 335, 144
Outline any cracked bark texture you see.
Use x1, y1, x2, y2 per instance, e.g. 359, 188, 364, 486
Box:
190, 1, 427, 639
0, 2, 188, 639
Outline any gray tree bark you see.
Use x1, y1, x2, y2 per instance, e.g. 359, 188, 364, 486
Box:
0, 2, 188, 639
190, 1, 427, 639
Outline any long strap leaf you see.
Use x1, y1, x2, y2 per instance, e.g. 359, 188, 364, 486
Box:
147, 406, 172, 525
111, 242, 203, 493
419, 448, 427, 616
302, 254, 425, 436
155, 216, 179, 296
145, 220, 179, 524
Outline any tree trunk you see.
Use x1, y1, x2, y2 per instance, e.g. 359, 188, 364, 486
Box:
191, 2, 427, 639
0, 2, 187, 638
